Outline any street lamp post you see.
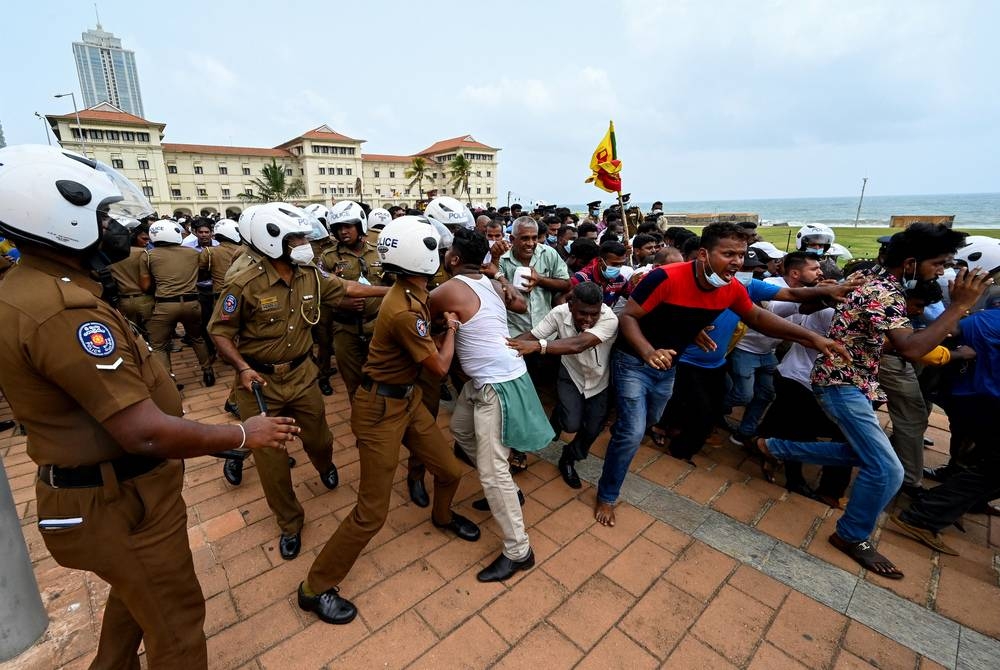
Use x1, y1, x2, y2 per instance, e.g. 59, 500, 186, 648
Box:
53, 92, 86, 155
33, 112, 51, 146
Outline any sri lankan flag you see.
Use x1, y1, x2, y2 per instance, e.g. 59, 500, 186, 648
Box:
584, 121, 622, 193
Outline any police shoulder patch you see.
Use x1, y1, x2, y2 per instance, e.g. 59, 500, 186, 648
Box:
77, 321, 117, 357
415, 318, 428, 337
222, 293, 238, 314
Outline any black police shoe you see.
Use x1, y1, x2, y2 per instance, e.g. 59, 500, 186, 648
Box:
279, 532, 301, 560
223, 458, 243, 486
297, 582, 357, 625
559, 458, 582, 489
223, 400, 240, 418
472, 489, 525, 512
477, 549, 535, 582
317, 376, 334, 396
203, 368, 216, 387
320, 464, 339, 490
433, 512, 480, 542
408, 478, 430, 508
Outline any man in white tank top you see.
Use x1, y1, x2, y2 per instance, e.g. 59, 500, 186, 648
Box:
431, 228, 554, 581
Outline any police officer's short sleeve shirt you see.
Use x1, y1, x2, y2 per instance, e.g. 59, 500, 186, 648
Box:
362, 283, 436, 384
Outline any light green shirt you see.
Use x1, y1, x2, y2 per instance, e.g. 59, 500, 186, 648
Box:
498, 244, 570, 336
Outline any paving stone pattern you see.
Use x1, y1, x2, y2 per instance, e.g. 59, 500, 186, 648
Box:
1, 345, 998, 669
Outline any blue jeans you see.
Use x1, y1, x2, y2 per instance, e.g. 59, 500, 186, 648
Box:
725, 348, 777, 436
597, 351, 676, 504
766, 384, 904, 543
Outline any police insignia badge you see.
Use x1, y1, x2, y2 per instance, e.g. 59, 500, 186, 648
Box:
222, 294, 238, 313
415, 318, 428, 337
77, 321, 117, 357
260, 296, 280, 312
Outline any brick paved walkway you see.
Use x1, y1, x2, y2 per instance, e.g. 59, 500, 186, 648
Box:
2, 346, 998, 669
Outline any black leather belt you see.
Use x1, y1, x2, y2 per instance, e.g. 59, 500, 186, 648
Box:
332, 313, 378, 325
156, 293, 199, 303
120, 293, 148, 299
361, 376, 413, 399
244, 353, 309, 375
39, 454, 165, 489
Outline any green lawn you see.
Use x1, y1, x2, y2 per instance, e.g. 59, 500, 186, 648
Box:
685, 226, 1000, 260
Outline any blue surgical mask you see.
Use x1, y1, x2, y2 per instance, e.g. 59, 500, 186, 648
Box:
546, 234, 557, 244
735, 271, 754, 286
564, 240, 573, 253
903, 264, 919, 290
702, 260, 730, 288
805, 247, 825, 256
602, 265, 621, 280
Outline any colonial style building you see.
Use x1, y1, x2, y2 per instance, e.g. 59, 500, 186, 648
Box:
46, 103, 500, 218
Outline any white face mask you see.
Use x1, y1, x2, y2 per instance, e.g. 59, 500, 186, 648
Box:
701, 260, 730, 288
735, 271, 754, 286
289, 244, 315, 265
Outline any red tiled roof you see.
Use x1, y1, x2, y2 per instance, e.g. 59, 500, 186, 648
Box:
162, 143, 293, 158
362, 153, 414, 163
274, 124, 363, 148
416, 135, 497, 156
47, 105, 165, 128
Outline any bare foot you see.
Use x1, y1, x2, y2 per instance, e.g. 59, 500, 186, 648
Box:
594, 501, 616, 527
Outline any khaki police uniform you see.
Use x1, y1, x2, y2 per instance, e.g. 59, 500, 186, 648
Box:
319, 240, 384, 394
0, 255, 207, 669
109, 246, 154, 335
209, 241, 243, 292
306, 281, 463, 593
209, 258, 347, 535
310, 237, 341, 384
140, 245, 214, 375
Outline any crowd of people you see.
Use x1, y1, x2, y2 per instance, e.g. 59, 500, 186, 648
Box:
0, 145, 998, 667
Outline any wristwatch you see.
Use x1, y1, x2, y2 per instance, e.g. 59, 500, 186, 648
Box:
539, 339, 548, 355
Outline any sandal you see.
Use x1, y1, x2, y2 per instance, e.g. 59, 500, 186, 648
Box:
509, 450, 528, 474
828, 533, 904, 579
744, 436, 780, 483
648, 426, 668, 448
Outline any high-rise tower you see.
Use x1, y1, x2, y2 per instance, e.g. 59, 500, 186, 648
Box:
72, 21, 144, 117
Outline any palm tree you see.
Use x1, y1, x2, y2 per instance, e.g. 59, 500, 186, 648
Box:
447, 152, 473, 205
404, 156, 433, 202
238, 159, 306, 203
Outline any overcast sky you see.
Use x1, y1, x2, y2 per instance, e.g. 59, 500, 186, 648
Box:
2, 0, 997, 203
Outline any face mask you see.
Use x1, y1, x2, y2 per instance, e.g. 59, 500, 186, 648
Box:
735, 271, 754, 286
761, 271, 772, 278
564, 240, 573, 253
289, 244, 314, 266
701, 260, 730, 288
805, 247, 825, 256
601, 265, 621, 280
546, 234, 557, 244
903, 263, 918, 290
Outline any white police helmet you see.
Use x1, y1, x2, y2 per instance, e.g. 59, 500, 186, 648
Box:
368, 207, 392, 230
328, 200, 367, 234
148, 220, 185, 245
376, 216, 441, 276
796, 223, 835, 252
425, 196, 475, 230
239, 202, 313, 260
213, 219, 241, 244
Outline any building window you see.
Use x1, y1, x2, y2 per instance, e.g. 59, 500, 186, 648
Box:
337, 187, 345, 194
122, 131, 135, 141
476, 171, 481, 177
170, 188, 182, 198
486, 187, 491, 194
242, 167, 251, 176
245, 188, 253, 196
222, 188, 231, 199
347, 186, 354, 194
136, 132, 150, 143
348, 147, 355, 155
89, 129, 104, 140
389, 170, 395, 178
142, 186, 154, 197
194, 166, 203, 174
219, 166, 228, 175
111, 158, 124, 169
319, 167, 326, 175
167, 164, 178, 174
138, 159, 150, 169
321, 187, 328, 194
299, 169, 304, 176
375, 187, 381, 195
197, 188, 207, 197
346, 168, 352, 175
476, 187, 482, 194
107, 130, 120, 141
333, 167, 341, 175
374, 170, 380, 178
486, 171, 492, 177
285, 169, 293, 176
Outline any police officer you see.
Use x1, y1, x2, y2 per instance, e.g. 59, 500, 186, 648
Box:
209, 218, 243, 291
140, 219, 217, 387
209, 202, 388, 560
0, 145, 299, 669
109, 222, 155, 337
298, 215, 480, 625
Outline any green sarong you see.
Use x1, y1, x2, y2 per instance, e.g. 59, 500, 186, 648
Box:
492, 373, 555, 452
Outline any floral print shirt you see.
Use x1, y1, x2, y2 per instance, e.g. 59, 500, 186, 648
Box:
811, 269, 910, 401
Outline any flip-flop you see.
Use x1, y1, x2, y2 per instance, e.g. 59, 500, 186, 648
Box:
509, 451, 528, 474
889, 513, 959, 556
648, 427, 668, 448
828, 533, 904, 579
743, 437, 780, 483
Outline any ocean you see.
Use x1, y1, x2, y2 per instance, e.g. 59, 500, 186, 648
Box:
564, 192, 1000, 228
